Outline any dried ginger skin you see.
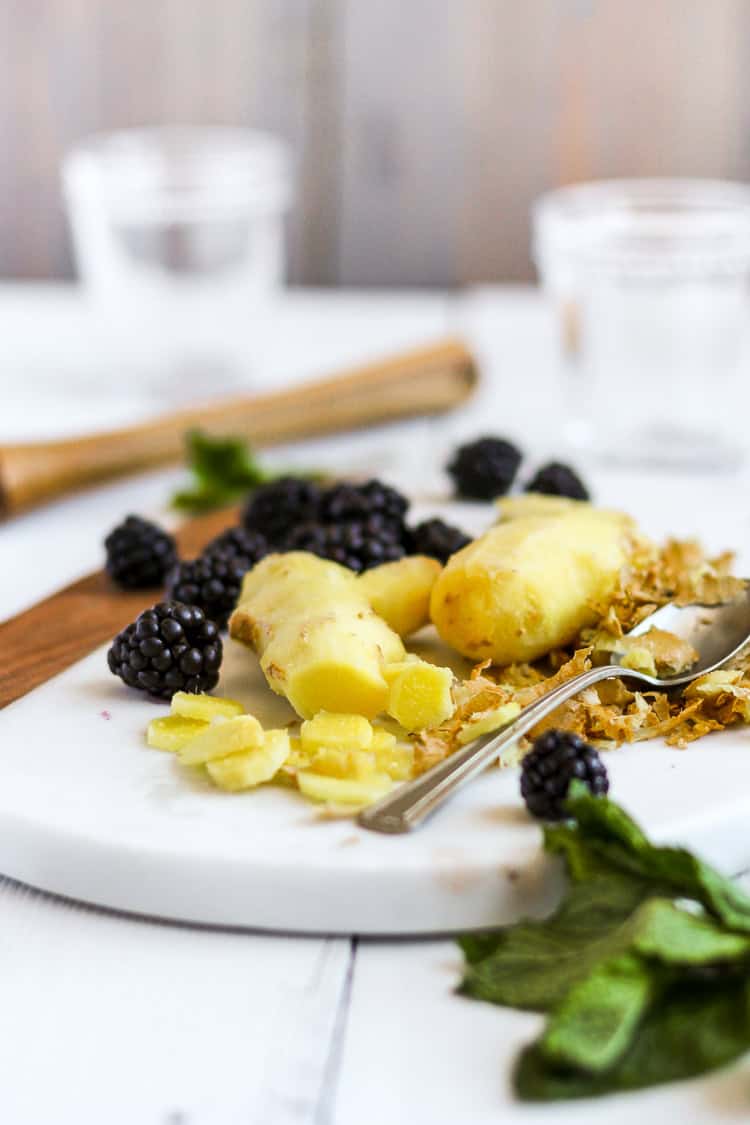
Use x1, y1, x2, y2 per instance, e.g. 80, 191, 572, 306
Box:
419, 537, 749, 769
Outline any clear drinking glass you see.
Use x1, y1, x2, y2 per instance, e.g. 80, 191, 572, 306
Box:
532, 180, 750, 469
63, 127, 293, 395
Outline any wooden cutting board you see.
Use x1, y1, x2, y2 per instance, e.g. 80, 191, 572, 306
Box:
0, 507, 237, 710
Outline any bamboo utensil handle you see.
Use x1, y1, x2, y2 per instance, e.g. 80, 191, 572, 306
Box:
0, 338, 477, 517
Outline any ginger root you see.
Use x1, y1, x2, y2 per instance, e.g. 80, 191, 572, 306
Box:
229, 553, 441, 719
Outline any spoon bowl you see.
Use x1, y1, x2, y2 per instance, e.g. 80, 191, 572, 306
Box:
622, 590, 750, 684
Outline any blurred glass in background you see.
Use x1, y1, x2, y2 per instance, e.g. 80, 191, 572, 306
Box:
534, 180, 750, 470
63, 127, 292, 396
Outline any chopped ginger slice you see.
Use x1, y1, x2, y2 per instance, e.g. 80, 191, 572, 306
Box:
297, 770, 392, 807
309, 747, 376, 780
178, 714, 264, 766
170, 692, 245, 721
147, 715, 208, 752
385, 660, 455, 732
456, 702, 521, 745
375, 743, 415, 780
300, 711, 374, 753
207, 730, 290, 791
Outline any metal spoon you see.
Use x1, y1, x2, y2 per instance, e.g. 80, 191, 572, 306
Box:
358, 586, 750, 834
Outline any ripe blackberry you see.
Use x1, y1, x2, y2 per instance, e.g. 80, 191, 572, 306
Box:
204, 524, 270, 564
520, 730, 609, 821
104, 515, 177, 590
447, 437, 522, 500
242, 477, 322, 543
166, 547, 256, 630
107, 602, 222, 700
525, 462, 589, 501
320, 480, 409, 533
285, 519, 405, 572
409, 518, 471, 564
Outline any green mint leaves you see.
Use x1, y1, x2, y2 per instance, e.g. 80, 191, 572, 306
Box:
171, 430, 277, 513
458, 783, 750, 1100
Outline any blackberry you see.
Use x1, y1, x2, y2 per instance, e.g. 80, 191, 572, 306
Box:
409, 518, 471, 564
107, 602, 222, 700
166, 548, 256, 630
525, 461, 589, 501
242, 477, 322, 543
104, 515, 177, 590
520, 730, 609, 821
320, 480, 409, 534
285, 519, 405, 572
448, 437, 522, 500
204, 524, 270, 564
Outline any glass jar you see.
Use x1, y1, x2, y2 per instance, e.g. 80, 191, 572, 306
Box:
63, 127, 293, 395
533, 179, 750, 469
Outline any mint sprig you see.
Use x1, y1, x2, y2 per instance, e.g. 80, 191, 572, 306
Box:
459, 783, 750, 1100
170, 430, 321, 514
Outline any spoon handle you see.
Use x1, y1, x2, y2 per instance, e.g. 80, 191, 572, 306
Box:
358, 664, 623, 834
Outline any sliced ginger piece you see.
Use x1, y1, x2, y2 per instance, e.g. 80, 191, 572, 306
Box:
178, 714, 264, 766
309, 747, 376, 780
371, 728, 397, 754
300, 712, 374, 753
286, 736, 312, 770
456, 702, 521, 745
170, 692, 245, 722
297, 769, 392, 807
207, 729, 290, 791
370, 728, 416, 780
147, 715, 208, 752
385, 659, 455, 732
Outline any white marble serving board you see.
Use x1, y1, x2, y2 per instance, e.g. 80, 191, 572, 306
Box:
2, 611, 750, 935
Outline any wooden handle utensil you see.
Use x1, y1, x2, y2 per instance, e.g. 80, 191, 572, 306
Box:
0, 338, 477, 517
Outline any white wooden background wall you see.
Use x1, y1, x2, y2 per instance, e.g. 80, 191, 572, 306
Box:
1, 0, 749, 285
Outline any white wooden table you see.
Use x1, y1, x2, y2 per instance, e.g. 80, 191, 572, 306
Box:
2, 285, 750, 1124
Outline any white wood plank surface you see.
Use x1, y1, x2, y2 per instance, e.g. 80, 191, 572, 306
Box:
0, 877, 350, 1125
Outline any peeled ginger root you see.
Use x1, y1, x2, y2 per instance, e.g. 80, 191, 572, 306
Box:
230, 553, 431, 719
431, 503, 632, 664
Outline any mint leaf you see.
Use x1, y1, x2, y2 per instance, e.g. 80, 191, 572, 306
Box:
170, 430, 275, 513
459, 869, 655, 1010
537, 901, 750, 1077
185, 430, 269, 492
458, 787, 750, 1101
516, 975, 750, 1100
539, 952, 662, 1074
564, 784, 750, 933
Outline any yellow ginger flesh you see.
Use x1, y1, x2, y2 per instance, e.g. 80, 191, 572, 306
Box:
230, 553, 408, 719
430, 504, 632, 664
384, 659, 455, 732
206, 729, 291, 791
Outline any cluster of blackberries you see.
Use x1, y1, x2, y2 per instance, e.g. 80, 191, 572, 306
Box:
104, 515, 270, 699
447, 436, 589, 502
242, 477, 470, 570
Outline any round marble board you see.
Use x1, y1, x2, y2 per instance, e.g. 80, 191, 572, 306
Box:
2, 501, 750, 935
